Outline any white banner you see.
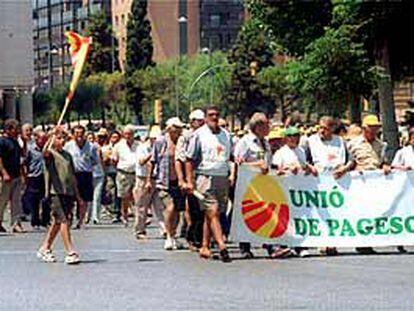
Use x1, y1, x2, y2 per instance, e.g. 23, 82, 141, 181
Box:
230, 166, 414, 247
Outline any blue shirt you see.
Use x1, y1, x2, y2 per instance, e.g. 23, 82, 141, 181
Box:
151, 135, 173, 189
26, 143, 44, 178
64, 140, 99, 173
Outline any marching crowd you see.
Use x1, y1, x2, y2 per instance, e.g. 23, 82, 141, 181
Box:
0, 106, 413, 264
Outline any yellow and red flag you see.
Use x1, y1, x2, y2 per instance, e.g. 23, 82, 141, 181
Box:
56, 31, 92, 126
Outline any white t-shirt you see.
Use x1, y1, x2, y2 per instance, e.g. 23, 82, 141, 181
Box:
187, 124, 232, 177
135, 141, 151, 177
272, 145, 306, 169
392, 145, 414, 169
302, 134, 347, 171
112, 139, 139, 173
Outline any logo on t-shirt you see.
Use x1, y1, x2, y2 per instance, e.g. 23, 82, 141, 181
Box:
242, 175, 289, 238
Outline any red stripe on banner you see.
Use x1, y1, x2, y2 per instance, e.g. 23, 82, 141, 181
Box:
244, 206, 273, 232
242, 201, 265, 214
270, 204, 289, 238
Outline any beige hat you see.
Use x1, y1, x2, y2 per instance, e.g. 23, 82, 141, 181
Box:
189, 109, 205, 120
166, 117, 184, 128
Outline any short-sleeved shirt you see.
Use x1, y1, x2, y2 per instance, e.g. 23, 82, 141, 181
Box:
92, 143, 105, 178
392, 145, 414, 169
186, 124, 232, 177
234, 132, 272, 166
151, 134, 177, 189
302, 134, 347, 171
64, 140, 99, 173
135, 141, 151, 177
26, 143, 44, 178
112, 139, 139, 173
175, 130, 193, 163
272, 145, 307, 169
44, 149, 77, 196
348, 135, 386, 170
0, 136, 22, 178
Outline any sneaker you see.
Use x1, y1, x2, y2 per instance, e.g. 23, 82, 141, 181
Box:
219, 249, 232, 263
65, 252, 81, 265
295, 249, 311, 258
111, 218, 122, 224
37, 249, 57, 263
172, 239, 184, 250
164, 238, 174, 251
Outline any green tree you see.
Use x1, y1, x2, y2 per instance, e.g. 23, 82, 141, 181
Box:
125, 0, 154, 123
84, 11, 116, 75
227, 19, 274, 125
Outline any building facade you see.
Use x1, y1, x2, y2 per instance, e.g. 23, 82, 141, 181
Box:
112, 0, 244, 69
32, 0, 111, 89
0, 0, 34, 122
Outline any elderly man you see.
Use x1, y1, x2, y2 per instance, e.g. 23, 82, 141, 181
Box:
64, 125, 99, 229
175, 109, 205, 250
146, 117, 185, 250
0, 119, 25, 233
112, 125, 139, 226
22, 129, 48, 229
234, 112, 275, 259
348, 115, 395, 254
133, 126, 165, 239
186, 106, 233, 262
301, 116, 354, 256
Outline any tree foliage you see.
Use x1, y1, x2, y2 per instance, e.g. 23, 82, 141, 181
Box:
84, 11, 117, 75
125, 0, 154, 123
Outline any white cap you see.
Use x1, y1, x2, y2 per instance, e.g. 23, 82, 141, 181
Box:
189, 109, 205, 121
166, 117, 184, 128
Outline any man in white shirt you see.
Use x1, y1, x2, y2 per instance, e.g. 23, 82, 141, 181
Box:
392, 127, 414, 170
186, 106, 233, 262
133, 126, 165, 239
301, 117, 353, 256
301, 116, 354, 179
112, 125, 139, 226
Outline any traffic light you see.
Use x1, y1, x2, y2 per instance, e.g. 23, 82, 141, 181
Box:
154, 99, 162, 124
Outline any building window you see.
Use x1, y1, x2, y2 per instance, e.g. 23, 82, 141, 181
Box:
121, 14, 125, 25
210, 14, 220, 27
115, 15, 119, 27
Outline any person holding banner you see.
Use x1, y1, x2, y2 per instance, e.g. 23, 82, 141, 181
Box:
185, 105, 232, 262
348, 114, 404, 254
301, 116, 354, 256
272, 126, 318, 258
392, 127, 414, 171
234, 112, 289, 259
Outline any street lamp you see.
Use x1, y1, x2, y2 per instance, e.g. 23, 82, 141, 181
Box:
175, 15, 188, 117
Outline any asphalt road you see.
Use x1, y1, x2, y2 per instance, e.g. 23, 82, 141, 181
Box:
1, 222, 414, 311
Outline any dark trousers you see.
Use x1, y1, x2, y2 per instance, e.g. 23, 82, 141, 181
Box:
22, 175, 49, 227
186, 194, 204, 247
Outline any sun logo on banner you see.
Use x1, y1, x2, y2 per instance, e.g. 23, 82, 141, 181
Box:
242, 175, 289, 238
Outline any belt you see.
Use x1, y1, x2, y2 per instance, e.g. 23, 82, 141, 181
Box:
117, 169, 135, 175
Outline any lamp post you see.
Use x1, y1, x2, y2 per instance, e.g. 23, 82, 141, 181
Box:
175, 15, 188, 116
